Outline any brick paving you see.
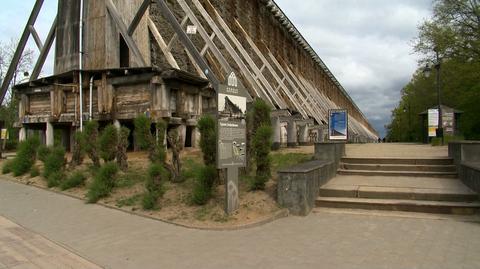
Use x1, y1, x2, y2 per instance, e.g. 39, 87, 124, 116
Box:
0, 177, 479, 269
0, 214, 101, 269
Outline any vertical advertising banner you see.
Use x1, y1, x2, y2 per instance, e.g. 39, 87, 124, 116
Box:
329, 109, 348, 140
217, 73, 248, 169
428, 109, 439, 137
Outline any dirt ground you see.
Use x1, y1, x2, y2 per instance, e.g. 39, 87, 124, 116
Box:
0, 147, 313, 229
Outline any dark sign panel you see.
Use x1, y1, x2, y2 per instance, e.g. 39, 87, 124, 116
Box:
217, 73, 248, 169
329, 109, 348, 140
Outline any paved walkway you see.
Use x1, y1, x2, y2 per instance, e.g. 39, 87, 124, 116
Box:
1, 177, 480, 269
0, 214, 101, 269
346, 143, 448, 158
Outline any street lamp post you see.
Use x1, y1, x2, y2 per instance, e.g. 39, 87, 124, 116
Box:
423, 48, 444, 145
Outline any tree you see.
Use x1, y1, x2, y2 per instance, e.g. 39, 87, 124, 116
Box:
414, 0, 480, 61
167, 128, 183, 183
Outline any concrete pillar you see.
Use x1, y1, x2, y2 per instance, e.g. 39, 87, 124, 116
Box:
271, 117, 281, 150
177, 124, 187, 148
19, 127, 27, 142
46, 122, 54, 146
298, 125, 309, 146
113, 120, 121, 130
193, 127, 201, 148
287, 120, 297, 148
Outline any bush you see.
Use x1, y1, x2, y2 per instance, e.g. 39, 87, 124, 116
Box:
37, 145, 51, 163
192, 165, 217, 205
198, 115, 216, 166
134, 115, 153, 151
149, 120, 167, 164
30, 166, 40, 177
116, 127, 130, 171
47, 171, 66, 188
142, 163, 168, 210
84, 121, 100, 167
60, 171, 87, 190
11, 137, 40, 176
2, 160, 13, 174
43, 146, 66, 179
99, 125, 119, 162
71, 131, 85, 166
87, 162, 119, 203
251, 125, 273, 190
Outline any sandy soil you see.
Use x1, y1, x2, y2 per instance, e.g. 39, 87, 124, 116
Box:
0, 148, 288, 229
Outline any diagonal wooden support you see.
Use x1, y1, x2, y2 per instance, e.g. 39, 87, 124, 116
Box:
0, 0, 44, 105
167, 16, 189, 51
153, 0, 219, 86
31, 16, 57, 81
28, 26, 43, 51
148, 18, 180, 69
106, 0, 147, 67
127, 0, 151, 36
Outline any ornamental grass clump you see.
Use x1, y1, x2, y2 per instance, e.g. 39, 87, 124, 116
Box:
60, 171, 87, 190
43, 146, 66, 180
191, 165, 217, 205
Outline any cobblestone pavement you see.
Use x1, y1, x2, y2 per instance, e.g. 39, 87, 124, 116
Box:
1, 178, 479, 269
0, 214, 102, 269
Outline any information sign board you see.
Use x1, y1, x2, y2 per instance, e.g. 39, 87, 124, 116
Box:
329, 109, 348, 140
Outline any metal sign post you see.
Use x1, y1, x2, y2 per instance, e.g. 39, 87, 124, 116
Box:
217, 72, 248, 215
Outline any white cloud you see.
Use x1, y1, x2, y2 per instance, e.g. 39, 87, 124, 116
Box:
275, 0, 432, 137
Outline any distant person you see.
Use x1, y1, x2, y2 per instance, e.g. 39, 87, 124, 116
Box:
378, 138, 381, 143
383, 138, 386, 143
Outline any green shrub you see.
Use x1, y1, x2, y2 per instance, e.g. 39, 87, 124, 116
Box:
84, 121, 100, 167
99, 125, 119, 162
198, 115, 216, 166
134, 115, 153, 150
192, 165, 217, 205
11, 137, 40, 176
87, 162, 119, 203
71, 131, 85, 166
37, 145, 51, 163
2, 160, 13, 174
116, 127, 130, 171
251, 125, 273, 190
60, 171, 87, 190
47, 171, 66, 188
142, 192, 159, 210
30, 166, 40, 178
43, 146, 66, 179
149, 120, 167, 164
142, 163, 168, 210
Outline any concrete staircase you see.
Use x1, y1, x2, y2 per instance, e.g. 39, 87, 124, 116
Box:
316, 157, 480, 215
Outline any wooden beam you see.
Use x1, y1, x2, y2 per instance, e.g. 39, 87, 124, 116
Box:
167, 16, 189, 51
31, 16, 57, 81
0, 0, 44, 105
127, 0, 151, 36
29, 25, 43, 51
152, 0, 219, 86
148, 18, 180, 69
106, 0, 147, 67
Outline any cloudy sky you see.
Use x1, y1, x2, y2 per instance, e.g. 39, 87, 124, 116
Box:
0, 0, 433, 137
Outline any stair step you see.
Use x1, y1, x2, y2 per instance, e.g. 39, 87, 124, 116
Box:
337, 169, 458, 178
341, 163, 457, 173
319, 185, 479, 202
341, 157, 453, 165
316, 197, 480, 215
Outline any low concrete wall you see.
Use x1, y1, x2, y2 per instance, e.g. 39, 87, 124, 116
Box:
314, 142, 346, 170
277, 160, 335, 216
449, 141, 480, 193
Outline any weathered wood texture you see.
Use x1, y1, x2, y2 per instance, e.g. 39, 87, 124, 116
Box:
60, 0, 151, 71
55, 0, 80, 74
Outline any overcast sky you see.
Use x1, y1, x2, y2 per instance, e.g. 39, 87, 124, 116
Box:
0, 0, 433, 137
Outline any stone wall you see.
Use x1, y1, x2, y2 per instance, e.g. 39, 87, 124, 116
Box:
449, 141, 480, 193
